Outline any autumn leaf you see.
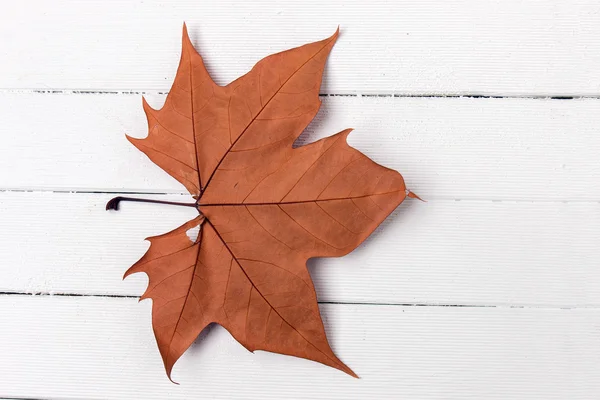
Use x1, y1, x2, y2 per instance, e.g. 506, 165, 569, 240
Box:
107, 24, 416, 382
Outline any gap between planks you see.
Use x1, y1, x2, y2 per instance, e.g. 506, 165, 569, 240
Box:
1, 292, 598, 310
1, 189, 600, 204
2, 89, 600, 100
0, 398, 53, 400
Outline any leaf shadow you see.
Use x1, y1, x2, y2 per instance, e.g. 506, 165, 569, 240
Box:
186, 322, 216, 357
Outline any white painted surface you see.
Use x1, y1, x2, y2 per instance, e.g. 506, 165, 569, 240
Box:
2, 191, 600, 307
2, 0, 600, 95
2, 93, 600, 200
1, 296, 600, 399
1, 1, 599, 399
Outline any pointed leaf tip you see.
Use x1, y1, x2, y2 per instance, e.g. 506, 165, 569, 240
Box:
167, 373, 180, 385
122, 268, 132, 280
337, 128, 354, 143
124, 133, 136, 146
165, 361, 181, 385
331, 26, 340, 42
340, 363, 359, 378
182, 22, 193, 49
180, 22, 203, 62
407, 191, 425, 202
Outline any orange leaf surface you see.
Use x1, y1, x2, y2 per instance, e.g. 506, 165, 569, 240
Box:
117, 24, 413, 381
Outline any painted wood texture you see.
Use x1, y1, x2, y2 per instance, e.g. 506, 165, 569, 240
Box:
1, 93, 600, 200
2, 191, 600, 307
1, 0, 599, 398
1, 296, 599, 399
2, 0, 600, 95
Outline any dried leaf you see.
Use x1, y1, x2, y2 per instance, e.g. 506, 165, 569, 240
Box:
113, 24, 413, 381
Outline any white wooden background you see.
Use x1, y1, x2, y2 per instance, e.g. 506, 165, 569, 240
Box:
1, 1, 600, 399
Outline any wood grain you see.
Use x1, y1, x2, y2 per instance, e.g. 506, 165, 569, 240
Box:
2, 0, 600, 95
2, 1, 599, 398
1, 93, 599, 200
1, 296, 599, 399
1, 191, 599, 307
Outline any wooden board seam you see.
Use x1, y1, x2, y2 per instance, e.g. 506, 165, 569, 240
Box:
2, 190, 600, 204
2, 293, 599, 310
1, 89, 600, 100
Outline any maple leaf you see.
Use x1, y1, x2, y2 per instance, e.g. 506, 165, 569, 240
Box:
107, 24, 417, 382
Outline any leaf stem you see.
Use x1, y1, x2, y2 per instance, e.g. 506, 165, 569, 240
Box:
106, 196, 198, 211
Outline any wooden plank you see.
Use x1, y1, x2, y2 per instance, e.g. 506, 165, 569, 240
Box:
2, 191, 599, 306
2, 0, 600, 95
1, 93, 600, 200
1, 295, 599, 399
